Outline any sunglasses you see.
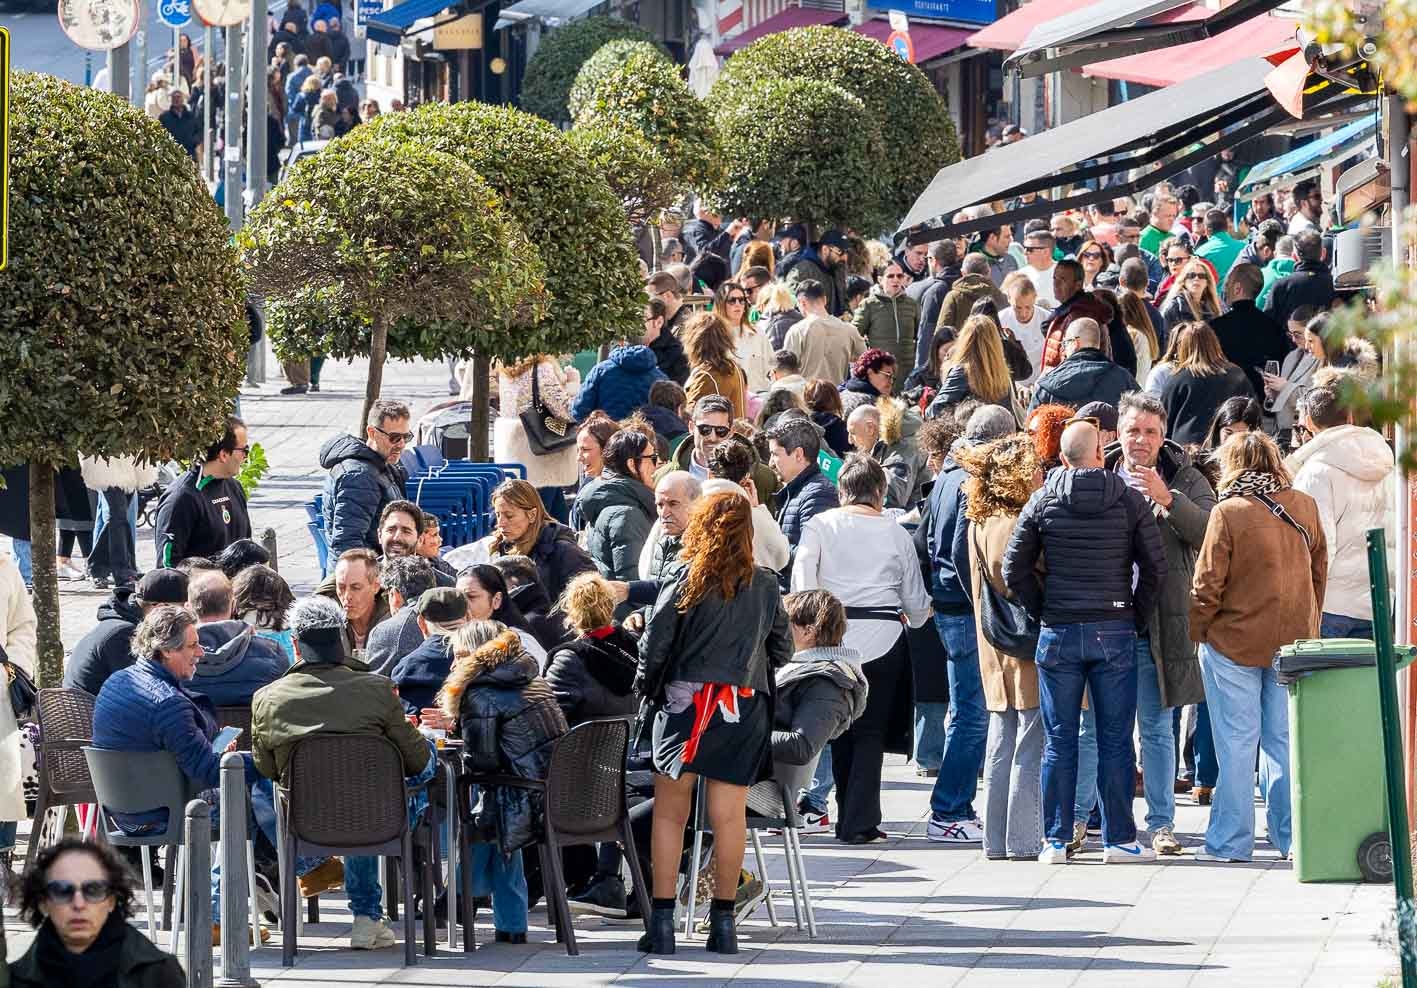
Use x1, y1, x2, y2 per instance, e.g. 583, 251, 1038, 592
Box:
1166, 256, 1189, 266
1080, 251, 1103, 261
724, 296, 748, 305
1024, 245, 1050, 253
696, 423, 732, 438
1184, 272, 1208, 282
45, 880, 113, 904
373, 426, 414, 445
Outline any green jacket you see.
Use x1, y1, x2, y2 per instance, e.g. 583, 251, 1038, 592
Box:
1257, 256, 1296, 310
1195, 230, 1245, 286
853, 288, 921, 375
250, 656, 432, 783
11, 921, 185, 988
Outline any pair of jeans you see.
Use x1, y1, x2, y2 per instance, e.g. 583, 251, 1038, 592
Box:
1036, 620, 1139, 847
832, 636, 910, 839
799, 746, 832, 815
1194, 702, 1218, 788
468, 845, 529, 933
913, 702, 947, 771
1135, 637, 1177, 832
982, 708, 1043, 858
1320, 612, 1374, 640
1197, 643, 1291, 860
1073, 705, 1098, 825
928, 612, 988, 822
88, 488, 138, 582
10, 541, 30, 585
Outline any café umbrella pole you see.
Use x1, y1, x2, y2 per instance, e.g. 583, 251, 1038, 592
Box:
1368, 528, 1417, 987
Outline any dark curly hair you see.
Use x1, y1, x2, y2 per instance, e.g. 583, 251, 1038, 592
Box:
851, 347, 897, 380
19, 839, 135, 927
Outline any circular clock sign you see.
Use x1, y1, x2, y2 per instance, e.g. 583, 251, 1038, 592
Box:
194, 0, 253, 27
57, 0, 141, 51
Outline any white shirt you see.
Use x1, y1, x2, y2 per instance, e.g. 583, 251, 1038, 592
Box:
789, 509, 932, 662
1021, 265, 1059, 308
1288, 212, 1318, 236
1000, 305, 1051, 385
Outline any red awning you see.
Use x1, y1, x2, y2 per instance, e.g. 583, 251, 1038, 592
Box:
968, 0, 1089, 53
855, 17, 973, 63
714, 7, 846, 56
1083, 12, 1298, 87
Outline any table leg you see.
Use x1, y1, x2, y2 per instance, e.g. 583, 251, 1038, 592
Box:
443, 758, 458, 949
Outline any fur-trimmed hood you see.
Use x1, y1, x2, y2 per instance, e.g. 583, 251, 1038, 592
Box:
79, 455, 161, 493
876, 396, 920, 447
440, 630, 537, 717
1314, 338, 1380, 384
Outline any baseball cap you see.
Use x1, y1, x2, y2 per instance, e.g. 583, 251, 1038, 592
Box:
134, 568, 189, 604
775, 223, 807, 243
414, 587, 468, 625
817, 230, 850, 251
1076, 401, 1119, 433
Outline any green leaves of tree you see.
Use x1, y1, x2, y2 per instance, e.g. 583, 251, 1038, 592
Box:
519, 16, 668, 127
567, 124, 680, 225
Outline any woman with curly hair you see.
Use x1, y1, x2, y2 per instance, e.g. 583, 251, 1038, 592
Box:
1025, 403, 1076, 472
954, 435, 1046, 860
636, 492, 792, 955
839, 347, 898, 417
683, 312, 749, 420
11, 838, 184, 987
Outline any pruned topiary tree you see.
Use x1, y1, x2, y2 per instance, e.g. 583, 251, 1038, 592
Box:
710, 25, 961, 232
339, 102, 643, 454
567, 124, 680, 225
575, 47, 724, 195
567, 39, 671, 122
713, 77, 887, 235
241, 135, 549, 435
0, 74, 248, 684
519, 15, 667, 127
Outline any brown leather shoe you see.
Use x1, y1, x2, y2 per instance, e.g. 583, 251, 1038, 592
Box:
212, 922, 271, 946
299, 857, 345, 898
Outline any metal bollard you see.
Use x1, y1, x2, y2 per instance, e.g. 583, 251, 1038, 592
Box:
259, 528, 278, 574
218, 753, 259, 987
184, 800, 214, 988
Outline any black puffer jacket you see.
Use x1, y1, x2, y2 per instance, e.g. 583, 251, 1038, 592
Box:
456, 632, 569, 854
1002, 467, 1166, 629
543, 626, 639, 725
766, 309, 804, 350
771, 648, 869, 766
639, 565, 791, 696
319, 434, 408, 556
773, 464, 839, 589
575, 472, 657, 582
509, 582, 574, 652
492, 521, 596, 602
1027, 348, 1139, 414
64, 588, 144, 696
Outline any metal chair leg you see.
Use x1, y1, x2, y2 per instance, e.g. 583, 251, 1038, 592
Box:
749, 827, 778, 926
780, 827, 804, 931
401, 838, 417, 967
245, 839, 262, 951
22, 789, 50, 873
790, 827, 817, 938
281, 836, 297, 967
170, 846, 185, 954
459, 828, 475, 954
684, 777, 708, 937
140, 845, 157, 942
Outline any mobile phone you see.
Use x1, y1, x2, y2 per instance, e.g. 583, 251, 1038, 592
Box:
1265, 360, 1281, 377
211, 726, 243, 753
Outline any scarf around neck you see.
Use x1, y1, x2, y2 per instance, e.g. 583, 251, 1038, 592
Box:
1220, 469, 1285, 501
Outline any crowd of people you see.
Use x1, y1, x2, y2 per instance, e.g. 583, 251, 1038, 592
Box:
0, 166, 1395, 976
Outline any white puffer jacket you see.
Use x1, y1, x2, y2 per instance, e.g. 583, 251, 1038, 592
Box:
0, 556, 35, 822
79, 455, 161, 494
1287, 424, 1395, 621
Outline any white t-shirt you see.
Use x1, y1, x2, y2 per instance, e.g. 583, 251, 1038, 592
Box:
1288, 212, 1318, 237
1021, 265, 1059, 309
1000, 305, 1052, 385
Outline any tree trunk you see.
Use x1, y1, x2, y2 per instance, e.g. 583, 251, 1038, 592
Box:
469, 351, 491, 462
359, 313, 389, 436
29, 467, 62, 688
652, 225, 663, 272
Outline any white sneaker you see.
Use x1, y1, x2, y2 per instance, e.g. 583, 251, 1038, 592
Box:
1194, 850, 1245, 864
926, 815, 984, 843
1103, 841, 1157, 864
1038, 841, 1070, 864
350, 915, 397, 949
55, 564, 85, 581
798, 809, 831, 835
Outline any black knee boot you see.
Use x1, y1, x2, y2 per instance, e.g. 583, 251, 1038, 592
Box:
636, 900, 676, 954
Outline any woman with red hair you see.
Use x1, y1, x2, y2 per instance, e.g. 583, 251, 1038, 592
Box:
1026, 403, 1076, 472
839, 347, 898, 417
636, 492, 792, 955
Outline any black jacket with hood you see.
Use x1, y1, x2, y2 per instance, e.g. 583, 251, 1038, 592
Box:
319, 434, 408, 556
575, 472, 657, 582
509, 581, 574, 652
542, 626, 640, 725
1002, 467, 1166, 628
64, 588, 145, 696
771, 646, 869, 767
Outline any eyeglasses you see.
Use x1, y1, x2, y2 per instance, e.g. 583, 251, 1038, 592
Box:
1024, 245, 1050, 253
232, 445, 251, 455
696, 423, 732, 438
45, 880, 112, 905
1080, 250, 1103, 261
637, 453, 662, 466
372, 426, 414, 445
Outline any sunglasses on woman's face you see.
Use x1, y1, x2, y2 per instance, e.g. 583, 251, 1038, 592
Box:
724, 296, 748, 306
45, 880, 112, 904
1185, 272, 1207, 282
1167, 255, 1188, 266
1080, 251, 1103, 261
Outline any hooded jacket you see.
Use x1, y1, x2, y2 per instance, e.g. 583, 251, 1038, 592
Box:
925, 455, 971, 613
391, 634, 456, 716
782, 247, 846, 317
509, 581, 574, 652
191, 619, 289, 707
571, 345, 668, 421
153, 464, 251, 568
771, 646, 868, 767
853, 288, 921, 375
319, 434, 408, 556
648, 328, 690, 385
453, 632, 568, 853
765, 308, 805, 350
1257, 256, 1296, 310
1027, 347, 1139, 414
1003, 467, 1166, 628
878, 399, 927, 509
64, 588, 145, 696
934, 274, 1007, 343
575, 472, 657, 582
542, 625, 639, 725
1288, 424, 1395, 621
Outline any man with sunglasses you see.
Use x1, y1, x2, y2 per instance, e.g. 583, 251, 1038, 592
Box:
320, 397, 413, 556
655, 395, 779, 503
154, 415, 253, 568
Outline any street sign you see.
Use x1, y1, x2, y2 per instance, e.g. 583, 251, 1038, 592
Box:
158, 0, 192, 28
56, 0, 141, 50
885, 28, 914, 63
0, 28, 7, 273
356, 0, 383, 26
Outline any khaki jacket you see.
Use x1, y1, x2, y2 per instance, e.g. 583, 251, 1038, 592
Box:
685, 362, 748, 420
783, 313, 866, 387
1189, 488, 1328, 667
968, 513, 1040, 712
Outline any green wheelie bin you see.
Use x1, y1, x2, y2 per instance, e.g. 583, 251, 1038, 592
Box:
1276, 638, 1416, 883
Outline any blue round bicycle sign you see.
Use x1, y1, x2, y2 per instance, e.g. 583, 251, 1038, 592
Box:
159, 0, 192, 28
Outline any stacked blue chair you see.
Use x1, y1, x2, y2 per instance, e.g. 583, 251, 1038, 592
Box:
403, 460, 527, 548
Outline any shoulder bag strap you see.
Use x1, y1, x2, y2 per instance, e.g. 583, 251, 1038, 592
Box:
1253, 492, 1314, 551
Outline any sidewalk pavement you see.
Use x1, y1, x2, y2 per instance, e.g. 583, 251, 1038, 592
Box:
26, 351, 1402, 986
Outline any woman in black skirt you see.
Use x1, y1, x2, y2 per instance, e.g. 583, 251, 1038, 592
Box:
635, 491, 791, 955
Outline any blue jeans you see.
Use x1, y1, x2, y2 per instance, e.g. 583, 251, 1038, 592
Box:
800, 745, 832, 815
1320, 612, 1374, 640
11, 540, 30, 585
913, 701, 947, 771
1194, 702, 1218, 788
928, 612, 988, 821
469, 844, 528, 934
1135, 638, 1176, 832
1197, 643, 1291, 860
1073, 705, 1098, 824
344, 743, 440, 919
1036, 620, 1139, 847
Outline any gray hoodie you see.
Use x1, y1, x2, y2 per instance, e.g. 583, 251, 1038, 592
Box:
771, 646, 869, 767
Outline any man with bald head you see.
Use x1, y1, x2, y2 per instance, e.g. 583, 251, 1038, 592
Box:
638, 471, 702, 581
1027, 317, 1138, 413
1003, 417, 1165, 865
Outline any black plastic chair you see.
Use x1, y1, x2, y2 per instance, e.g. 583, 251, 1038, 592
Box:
275, 734, 435, 966
214, 706, 253, 747
456, 717, 649, 956
26, 688, 98, 871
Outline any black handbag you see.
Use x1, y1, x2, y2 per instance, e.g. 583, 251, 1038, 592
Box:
1, 644, 36, 721
518, 365, 576, 456
973, 528, 1040, 659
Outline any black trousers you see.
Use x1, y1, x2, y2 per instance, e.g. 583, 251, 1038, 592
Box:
831, 635, 911, 840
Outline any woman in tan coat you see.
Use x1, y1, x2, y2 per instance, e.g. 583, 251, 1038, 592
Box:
682, 312, 749, 420
1189, 431, 1327, 864
956, 434, 1044, 860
